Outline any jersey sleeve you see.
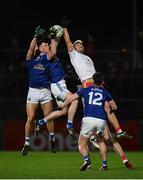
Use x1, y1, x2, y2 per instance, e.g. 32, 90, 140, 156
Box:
68, 49, 77, 59
77, 87, 87, 97
104, 89, 113, 101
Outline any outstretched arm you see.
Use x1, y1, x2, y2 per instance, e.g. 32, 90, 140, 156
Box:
63, 28, 74, 52
60, 16, 74, 52
48, 39, 58, 60
26, 37, 37, 60
26, 25, 46, 60
48, 27, 59, 60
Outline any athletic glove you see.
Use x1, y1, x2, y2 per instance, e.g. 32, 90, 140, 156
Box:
48, 26, 57, 39
60, 16, 71, 28
34, 25, 46, 38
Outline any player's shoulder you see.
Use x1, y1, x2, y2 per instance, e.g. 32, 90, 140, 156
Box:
102, 87, 111, 95
84, 86, 95, 92
68, 48, 76, 54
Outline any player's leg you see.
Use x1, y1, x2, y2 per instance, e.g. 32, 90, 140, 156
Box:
78, 134, 91, 171
78, 117, 94, 171
21, 102, 39, 156
90, 131, 100, 149
65, 92, 78, 137
41, 101, 57, 153
92, 120, 107, 170
105, 126, 133, 169
35, 106, 68, 126
80, 117, 106, 171
51, 80, 78, 137
105, 102, 133, 139
98, 138, 108, 170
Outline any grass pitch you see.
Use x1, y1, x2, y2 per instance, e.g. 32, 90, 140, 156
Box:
0, 151, 142, 179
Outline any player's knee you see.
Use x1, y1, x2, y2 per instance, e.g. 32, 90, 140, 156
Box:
59, 108, 67, 116
78, 144, 81, 151
104, 136, 109, 141
104, 133, 110, 141
78, 142, 86, 150
71, 99, 78, 106
27, 117, 35, 124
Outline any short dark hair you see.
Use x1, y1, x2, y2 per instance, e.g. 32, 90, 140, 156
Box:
37, 39, 50, 47
93, 72, 104, 86
37, 33, 50, 47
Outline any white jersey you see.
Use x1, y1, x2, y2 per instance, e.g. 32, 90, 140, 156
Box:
69, 49, 96, 82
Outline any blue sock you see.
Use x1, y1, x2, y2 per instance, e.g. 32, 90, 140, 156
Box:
38, 118, 46, 126
25, 137, 30, 146
49, 133, 55, 142
102, 160, 107, 167
66, 121, 73, 129
83, 155, 90, 162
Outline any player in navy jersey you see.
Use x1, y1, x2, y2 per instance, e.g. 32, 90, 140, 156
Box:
61, 72, 117, 171
21, 26, 58, 156
62, 72, 133, 170
49, 55, 78, 136
34, 54, 78, 137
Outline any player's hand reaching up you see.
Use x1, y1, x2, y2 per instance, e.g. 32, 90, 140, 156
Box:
48, 26, 58, 39
60, 16, 71, 28
34, 25, 46, 38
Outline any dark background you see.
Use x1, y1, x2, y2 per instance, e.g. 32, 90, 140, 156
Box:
0, 0, 142, 49
0, 1, 142, 45
0, 0, 143, 150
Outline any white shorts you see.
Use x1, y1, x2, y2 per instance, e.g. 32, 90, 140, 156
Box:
80, 117, 106, 138
27, 87, 52, 104
51, 79, 70, 107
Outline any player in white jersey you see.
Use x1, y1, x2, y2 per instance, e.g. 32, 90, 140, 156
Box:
68, 40, 96, 83
60, 17, 132, 139
63, 31, 96, 88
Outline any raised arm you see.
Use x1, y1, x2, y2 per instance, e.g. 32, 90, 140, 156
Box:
60, 16, 74, 52
26, 25, 46, 60
63, 28, 74, 52
48, 39, 58, 60
26, 37, 37, 60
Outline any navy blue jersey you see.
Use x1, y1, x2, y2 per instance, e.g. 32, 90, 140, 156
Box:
26, 54, 50, 88
77, 86, 113, 120
48, 57, 65, 83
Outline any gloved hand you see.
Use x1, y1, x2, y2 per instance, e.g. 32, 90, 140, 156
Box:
60, 16, 71, 28
34, 25, 46, 38
48, 26, 58, 39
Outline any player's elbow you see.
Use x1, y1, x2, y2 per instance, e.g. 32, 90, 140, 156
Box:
112, 105, 117, 110
109, 100, 118, 111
